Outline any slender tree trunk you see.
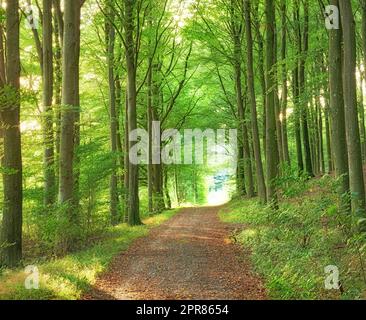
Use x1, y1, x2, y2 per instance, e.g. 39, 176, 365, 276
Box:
293, 68, 304, 173
339, 1, 366, 214
280, 0, 290, 166
243, 0, 266, 203
253, 4, 266, 155
233, 44, 254, 197
59, 1, 81, 224
265, 0, 279, 207
361, 0, 366, 161
359, 72, 366, 161
324, 102, 333, 173
1, 0, 22, 267
42, 0, 56, 206
298, 0, 313, 177
330, 0, 349, 206
164, 166, 171, 209
106, 4, 119, 225
53, 1, 62, 188
317, 99, 325, 174
124, 91, 129, 223
274, 22, 283, 167
125, 0, 141, 226
147, 59, 154, 214
72, 3, 82, 216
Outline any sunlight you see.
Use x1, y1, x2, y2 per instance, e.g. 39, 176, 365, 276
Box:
20, 120, 41, 133
206, 173, 232, 206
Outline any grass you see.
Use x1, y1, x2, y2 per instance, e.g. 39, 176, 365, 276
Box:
219, 175, 366, 300
0, 209, 179, 300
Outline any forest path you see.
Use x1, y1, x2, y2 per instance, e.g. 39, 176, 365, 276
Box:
83, 206, 266, 300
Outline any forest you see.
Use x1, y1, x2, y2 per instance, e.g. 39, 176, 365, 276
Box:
1, 0, 366, 301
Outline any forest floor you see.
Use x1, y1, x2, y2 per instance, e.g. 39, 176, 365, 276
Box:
83, 206, 267, 300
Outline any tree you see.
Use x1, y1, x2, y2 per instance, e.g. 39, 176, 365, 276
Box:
339, 1, 366, 214
280, 0, 290, 165
328, 0, 350, 212
125, 0, 141, 226
297, 0, 313, 177
265, 0, 279, 207
243, 0, 266, 203
1, 0, 22, 267
230, 0, 254, 198
43, 0, 56, 206
59, 0, 82, 225
106, 1, 119, 225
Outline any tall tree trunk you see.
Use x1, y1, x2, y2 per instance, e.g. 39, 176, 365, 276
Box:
59, 1, 81, 224
265, 0, 279, 207
339, 1, 366, 214
1, 0, 22, 267
124, 91, 129, 223
317, 99, 325, 174
72, 3, 82, 216
243, 0, 266, 203
324, 101, 333, 173
298, 0, 313, 177
274, 22, 283, 167
330, 0, 349, 207
53, 0, 62, 188
43, 0, 56, 206
361, 0, 366, 161
125, 0, 141, 226
280, 0, 290, 166
233, 42, 254, 197
293, 68, 304, 173
106, 4, 119, 225
253, 3, 266, 155
359, 71, 366, 161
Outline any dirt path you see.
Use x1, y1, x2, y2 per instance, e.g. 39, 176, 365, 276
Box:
83, 206, 267, 300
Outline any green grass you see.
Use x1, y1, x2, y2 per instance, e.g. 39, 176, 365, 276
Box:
0, 209, 179, 300
220, 177, 366, 300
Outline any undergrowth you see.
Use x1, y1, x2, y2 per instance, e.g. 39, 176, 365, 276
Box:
220, 175, 366, 300
0, 209, 178, 300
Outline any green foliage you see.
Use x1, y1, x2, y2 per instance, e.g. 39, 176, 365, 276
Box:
220, 177, 366, 300
0, 209, 179, 300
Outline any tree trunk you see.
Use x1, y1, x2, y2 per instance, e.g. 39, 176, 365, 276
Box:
324, 102, 333, 173
125, 0, 141, 226
280, 0, 290, 166
293, 68, 304, 173
59, 1, 81, 224
234, 51, 254, 197
253, 3, 267, 156
361, 0, 366, 160
298, 0, 313, 177
265, 0, 279, 207
359, 71, 366, 161
339, 1, 366, 214
243, 0, 266, 203
106, 4, 119, 225
329, 0, 349, 210
124, 91, 129, 223
53, 0, 62, 188
1, 0, 22, 267
42, 0, 56, 206
164, 166, 171, 209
